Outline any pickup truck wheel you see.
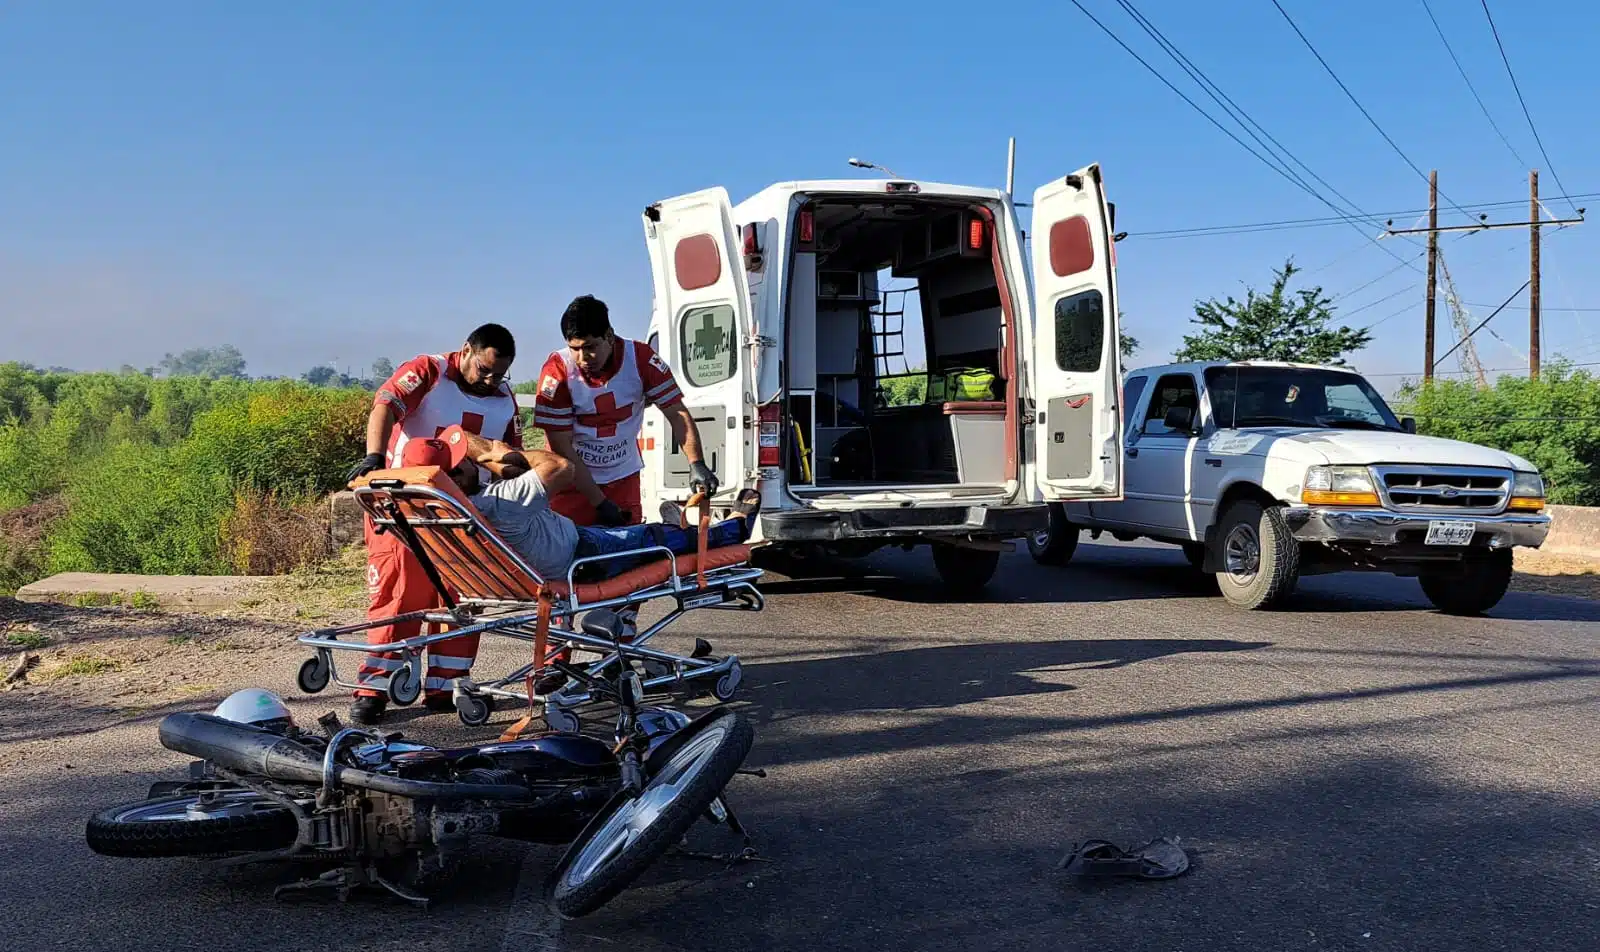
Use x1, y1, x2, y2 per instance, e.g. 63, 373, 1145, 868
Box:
931, 543, 1001, 597
1214, 500, 1300, 610
1026, 504, 1080, 566
1419, 549, 1513, 616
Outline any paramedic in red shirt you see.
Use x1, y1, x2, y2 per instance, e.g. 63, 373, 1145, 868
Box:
533, 295, 718, 635
343, 322, 523, 725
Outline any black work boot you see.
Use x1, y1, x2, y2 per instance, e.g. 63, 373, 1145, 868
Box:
350, 694, 387, 725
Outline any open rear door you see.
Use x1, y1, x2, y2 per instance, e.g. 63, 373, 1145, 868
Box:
641, 187, 754, 502
1027, 163, 1124, 501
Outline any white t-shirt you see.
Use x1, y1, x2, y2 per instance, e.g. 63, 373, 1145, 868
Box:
470, 469, 580, 581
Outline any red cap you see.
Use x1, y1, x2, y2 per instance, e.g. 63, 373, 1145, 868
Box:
401, 425, 471, 470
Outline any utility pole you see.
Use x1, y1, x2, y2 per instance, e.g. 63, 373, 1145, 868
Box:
1424, 170, 1438, 382
1530, 169, 1541, 380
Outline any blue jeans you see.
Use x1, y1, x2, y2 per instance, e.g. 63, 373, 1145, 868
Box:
572, 517, 750, 580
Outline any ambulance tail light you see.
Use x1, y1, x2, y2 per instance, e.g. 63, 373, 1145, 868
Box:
758, 404, 782, 467
968, 217, 986, 251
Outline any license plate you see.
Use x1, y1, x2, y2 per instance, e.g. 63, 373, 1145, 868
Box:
1424, 520, 1477, 546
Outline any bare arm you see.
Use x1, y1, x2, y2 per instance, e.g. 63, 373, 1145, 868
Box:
364, 402, 398, 456
464, 432, 530, 480
545, 429, 607, 506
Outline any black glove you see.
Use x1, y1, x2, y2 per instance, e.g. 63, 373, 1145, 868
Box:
595, 499, 629, 527
689, 461, 719, 498
347, 452, 385, 483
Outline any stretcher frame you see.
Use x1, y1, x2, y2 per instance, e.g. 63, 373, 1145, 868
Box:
292, 465, 763, 731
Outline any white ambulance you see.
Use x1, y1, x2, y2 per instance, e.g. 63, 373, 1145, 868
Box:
629, 166, 1127, 595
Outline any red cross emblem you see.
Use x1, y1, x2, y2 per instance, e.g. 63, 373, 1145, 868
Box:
577, 392, 635, 438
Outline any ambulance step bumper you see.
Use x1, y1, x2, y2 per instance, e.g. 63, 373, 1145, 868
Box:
760, 505, 1049, 542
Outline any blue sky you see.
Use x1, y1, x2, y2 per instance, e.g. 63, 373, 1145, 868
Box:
2, 1, 1595, 393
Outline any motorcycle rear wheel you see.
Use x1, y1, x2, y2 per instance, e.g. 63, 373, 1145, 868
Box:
85, 791, 297, 858
544, 707, 753, 919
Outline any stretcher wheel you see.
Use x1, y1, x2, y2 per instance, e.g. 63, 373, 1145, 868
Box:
388, 662, 422, 706
712, 660, 743, 702
296, 654, 330, 694
456, 694, 491, 727
545, 707, 581, 734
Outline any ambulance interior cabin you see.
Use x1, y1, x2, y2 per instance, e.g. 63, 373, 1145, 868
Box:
784, 197, 1010, 491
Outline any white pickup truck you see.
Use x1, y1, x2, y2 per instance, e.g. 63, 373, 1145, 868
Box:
1026, 360, 1552, 614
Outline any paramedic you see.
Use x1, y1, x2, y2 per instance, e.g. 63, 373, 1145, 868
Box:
532, 294, 720, 637
417, 426, 757, 583
344, 323, 523, 725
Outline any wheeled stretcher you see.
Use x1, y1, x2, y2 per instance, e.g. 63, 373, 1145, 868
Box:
293, 464, 764, 732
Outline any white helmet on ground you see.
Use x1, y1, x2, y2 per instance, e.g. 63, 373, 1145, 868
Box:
213, 688, 295, 731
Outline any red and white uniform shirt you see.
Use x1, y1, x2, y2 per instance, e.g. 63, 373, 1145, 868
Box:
532, 338, 683, 485
376, 352, 523, 468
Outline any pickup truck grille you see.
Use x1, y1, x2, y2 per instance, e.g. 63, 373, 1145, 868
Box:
1372, 465, 1511, 514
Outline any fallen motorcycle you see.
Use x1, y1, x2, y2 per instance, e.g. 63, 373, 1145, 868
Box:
83, 625, 760, 919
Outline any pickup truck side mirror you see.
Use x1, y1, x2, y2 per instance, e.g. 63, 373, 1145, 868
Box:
1163, 405, 1196, 434
1400, 416, 1417, 434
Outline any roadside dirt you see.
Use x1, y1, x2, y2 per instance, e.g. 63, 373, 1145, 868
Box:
1512, 549, 1600, 599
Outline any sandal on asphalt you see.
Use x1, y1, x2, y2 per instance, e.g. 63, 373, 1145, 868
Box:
1057, 837, 1190, 880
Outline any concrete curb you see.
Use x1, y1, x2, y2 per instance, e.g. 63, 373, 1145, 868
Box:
1543, 505, 1600, 559
14, 573, 279, 612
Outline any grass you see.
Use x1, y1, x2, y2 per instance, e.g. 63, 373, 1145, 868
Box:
39, 653, 122, 681
4, 630, 49, 650
128, 589, 161, 610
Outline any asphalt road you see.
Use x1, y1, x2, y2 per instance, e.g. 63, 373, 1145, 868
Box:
5, 539, 1598, 952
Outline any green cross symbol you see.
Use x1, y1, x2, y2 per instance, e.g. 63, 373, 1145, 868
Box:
692, 312, 724, 360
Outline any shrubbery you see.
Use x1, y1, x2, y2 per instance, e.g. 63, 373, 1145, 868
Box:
0, 363, 368, 591
1392, 359, 1600, 506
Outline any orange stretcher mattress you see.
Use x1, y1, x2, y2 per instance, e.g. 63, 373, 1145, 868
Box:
352, 465, 750, 606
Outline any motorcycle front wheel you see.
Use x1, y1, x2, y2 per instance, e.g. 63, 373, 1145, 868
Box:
544, 707, 754, 919
85, 790, 298, 858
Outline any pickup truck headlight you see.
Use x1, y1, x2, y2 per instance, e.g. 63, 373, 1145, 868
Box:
1302, 465, 1380, 506
1509, 471, 1546, 511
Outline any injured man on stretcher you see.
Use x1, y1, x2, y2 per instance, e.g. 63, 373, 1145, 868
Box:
406, 425, 758, 583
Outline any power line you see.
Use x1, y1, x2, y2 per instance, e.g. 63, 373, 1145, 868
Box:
1269, 0, 1479, 225
1364, 362, 1600, 379
1063, 0, 1419, 270
1333, 252, 1427, 303
1111, 0, 1403, 242
1480, 0, 1577, 214
1124, 191, 1600, 239
1437, 279, 1530, 364
1342, 284, 1416, 319
1419, 0, 1528, 169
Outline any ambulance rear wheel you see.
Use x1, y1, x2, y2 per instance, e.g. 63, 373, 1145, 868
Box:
296, 654, 330, 694
930, 543, 1000, 598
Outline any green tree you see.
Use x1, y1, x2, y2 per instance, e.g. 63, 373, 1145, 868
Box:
156, 345, 248, 379
369, 357, 395, 383
1174, 259, 1372, 366
1119, 312, 1139, 361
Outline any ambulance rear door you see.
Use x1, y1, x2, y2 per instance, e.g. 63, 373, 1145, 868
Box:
1025, 163, 1124, 501
640, 186, 755, 504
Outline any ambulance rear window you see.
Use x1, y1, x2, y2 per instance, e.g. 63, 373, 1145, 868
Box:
679, 304, 738, 386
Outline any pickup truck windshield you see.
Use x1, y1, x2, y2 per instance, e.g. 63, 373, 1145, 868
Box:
1203, 367, 1403, 431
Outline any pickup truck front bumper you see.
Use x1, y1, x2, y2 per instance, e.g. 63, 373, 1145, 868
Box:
1282, 506, 1550, 548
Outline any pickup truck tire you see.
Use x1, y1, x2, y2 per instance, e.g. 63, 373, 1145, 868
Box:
1214, 500, 1300, 610
931, 543, 1001, 597
1026, 504, 1080, 566
1419, 549, 1513, 616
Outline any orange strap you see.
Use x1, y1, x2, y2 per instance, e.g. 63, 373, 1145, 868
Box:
678, 492, 710, 590
498, 587, 556, 742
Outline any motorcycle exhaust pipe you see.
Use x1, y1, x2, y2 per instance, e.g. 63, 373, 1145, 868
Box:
158, 713, 537, 801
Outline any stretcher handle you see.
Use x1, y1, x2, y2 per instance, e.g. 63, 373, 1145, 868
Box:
677, 491, 711, 590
